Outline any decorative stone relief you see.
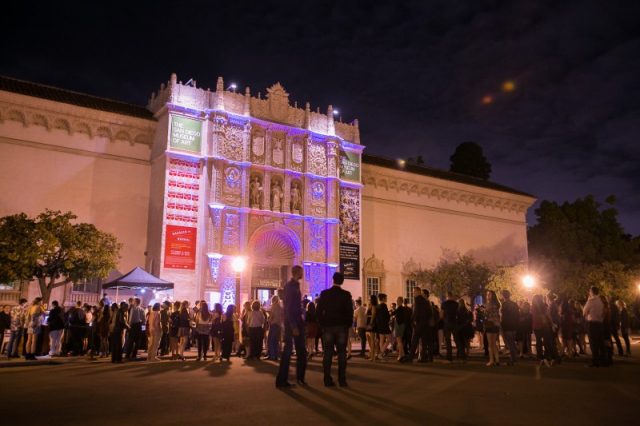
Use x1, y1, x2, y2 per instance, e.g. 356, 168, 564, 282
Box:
272, 133, 285, 167
310, 180, 326, 217
290, 180, 303, 215
221, 277, 236, 309
308, 142, 327, 176
266, 83, 290, 122
220, 123, 244, 161
222, 166, 241, 206
222, 213, 239, 250
339, 187, 360, 244
251, 130, 265, 163
309, 221, 325, 260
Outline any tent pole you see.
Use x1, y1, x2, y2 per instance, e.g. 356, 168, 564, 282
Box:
116, 285, 119, 303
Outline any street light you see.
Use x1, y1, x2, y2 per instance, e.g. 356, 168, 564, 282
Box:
522, 274, 535, 290
231, 256, 247, 308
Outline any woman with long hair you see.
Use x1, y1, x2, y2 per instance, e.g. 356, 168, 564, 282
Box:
366, 295, 379, 361
97, 303, 111, 357
25, 298, 44, 360
532, 294, 554, 367
195, 301, 212, 361
456, 299, 473, 360
239, 301, 252, 358
560, 298, 576, 358
177, 301, 191, 361
573, 300, 587, 355
393, 296, 408, 362
168, 301, 181, 360
147, 303, 162, 361
484, 291, 501, 366
221, 304, 236, 362
210, 303, 224, 361
110, 302, 128, 363
247, 300, 266, 360
305, 302, 319, 360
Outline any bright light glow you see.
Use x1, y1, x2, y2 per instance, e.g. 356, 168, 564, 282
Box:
333, 109, 339, 115
397, 159, 406, 167
502, 80, 516, 92
637, 282, 640, 293
522, 275, 535, 289
141, 289, 146, 294
231, 256, 247, 273
229, 83, 237, 90
482, 95, 493, 105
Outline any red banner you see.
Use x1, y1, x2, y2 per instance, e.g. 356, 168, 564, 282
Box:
164, 225, 197, 269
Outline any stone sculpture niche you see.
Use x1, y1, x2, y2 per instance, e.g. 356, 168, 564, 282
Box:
249, 174, 264, 209
270, 177, 284, 212
290, 180, 303, 214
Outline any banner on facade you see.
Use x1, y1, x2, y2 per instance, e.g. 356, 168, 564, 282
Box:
164, 225, 197, 269
339, 149, 361, 182
169, 115, 202, 153
339, 243, 360, 280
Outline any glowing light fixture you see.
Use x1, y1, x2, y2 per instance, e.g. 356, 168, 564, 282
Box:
502, 80, 516, 92
522, 274, 535, 289
231, 256, 247, 273
141, 289, 146, 294
482, 95, 493, 105
397, 159, 406, 168
333, 109, 339, 115
229, 83, 237, 91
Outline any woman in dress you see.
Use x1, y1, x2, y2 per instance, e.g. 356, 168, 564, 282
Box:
484, 290, 501, 366
239, 301, 252, 358
221, 304, 236, 362
110, 302, 128, 363
366, 295, 379, 362
210, 303, 224, 361
616, 300, 631, 356
97, 303, 111, 357
376, 294, 391, 359
393, 296, 408, 362
305, 302, 319, 360
25, 297, 44, 360
147, 303, 161, 361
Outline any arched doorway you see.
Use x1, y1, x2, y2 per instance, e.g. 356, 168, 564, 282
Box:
247, 223, 301, 304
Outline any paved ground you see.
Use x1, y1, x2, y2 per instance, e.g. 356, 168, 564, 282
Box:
1, 347, 638, 426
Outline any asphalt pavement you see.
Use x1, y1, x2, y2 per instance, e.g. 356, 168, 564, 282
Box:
1, 346, 638, 426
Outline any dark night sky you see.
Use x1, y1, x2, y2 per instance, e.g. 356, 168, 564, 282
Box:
2, 0, 639, 234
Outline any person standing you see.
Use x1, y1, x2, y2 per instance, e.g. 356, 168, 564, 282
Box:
456, 299, 474, 360
177, 301, 191, 361
484, 290, 501, 367
500, 290, 520, 366
440, 292, 459, 363
410, 287, 433, 363
517, 301, 533, 358
110, 302, 128, 363
0, 306, 10, 355
159, 301, 171, 356
376, 294, 391, 359
169, 301, 181, 360
221, 304, 236, 362
267, 295, 283, 361
616, 300, 631, 356
147, 303, 161, 361
25, 298, 44, 360
194, 302, 212, 361
609, 300, 624, 357
393, 297, 410, 362
126, 298, 145, 360
6, 298, 27, 358
47, 301, 65, 357
276, 265, 307, 388
305, 302, 319, 360
210, 303, 224, 361
583, 286, 605, 367
354, 299, 367, 357
316, 272, 353, 387
247, 301, 266, 360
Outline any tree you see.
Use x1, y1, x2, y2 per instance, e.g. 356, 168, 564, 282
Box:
420, 253, 492, 300
0, 210, 121, 303
486, 264, 531, 302
449, 141, 492, 180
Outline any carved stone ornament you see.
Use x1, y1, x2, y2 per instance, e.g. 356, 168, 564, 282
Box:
224, 166, 241, 191
266, 83, 290, 122
221, 124, 244, 161
339, 187, 360, 244
252, 134, 265, 157
249, 175, 263, 209
292, 141, 304, 164
272, 135, 284, 166
308, 143, 327, 176
271, 179, 284, 212
290, 182, 302, 214
312, 181, 325, 201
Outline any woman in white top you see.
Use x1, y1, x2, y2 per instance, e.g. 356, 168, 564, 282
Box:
147, 303, 162, 361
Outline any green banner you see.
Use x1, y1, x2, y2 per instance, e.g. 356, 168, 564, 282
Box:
170, 115, 202, 153
339, 149, 361, 182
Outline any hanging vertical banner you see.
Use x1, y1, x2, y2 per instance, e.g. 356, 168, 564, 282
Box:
164, 225, 197, 269
339, 186, 361, 279
339, 148, 361, 182
169, 115, 202, 153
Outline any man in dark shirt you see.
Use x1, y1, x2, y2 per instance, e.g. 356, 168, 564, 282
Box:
317, 272, 353, 387
276, 265, 307, 388
441, 292, 459, 362
410, 286, 433, 362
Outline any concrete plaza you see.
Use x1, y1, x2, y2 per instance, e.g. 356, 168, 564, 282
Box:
1, 347, 638, 426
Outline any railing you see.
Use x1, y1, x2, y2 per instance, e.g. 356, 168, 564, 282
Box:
0, 290, 21, 305
67, 292, 100, 306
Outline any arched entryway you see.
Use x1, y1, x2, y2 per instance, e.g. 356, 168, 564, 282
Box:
247, 223, 301, 304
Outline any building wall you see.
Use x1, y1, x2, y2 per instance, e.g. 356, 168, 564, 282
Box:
361, 163, 535, 300
0, 91, 154, 303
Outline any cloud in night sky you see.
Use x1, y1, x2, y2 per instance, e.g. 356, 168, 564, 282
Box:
2, 0, 639, 233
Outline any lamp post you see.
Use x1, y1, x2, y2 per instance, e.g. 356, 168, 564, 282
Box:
231, 256, 247, 308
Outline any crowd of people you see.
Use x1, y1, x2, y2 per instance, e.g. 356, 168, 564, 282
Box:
0, 283, 633, 372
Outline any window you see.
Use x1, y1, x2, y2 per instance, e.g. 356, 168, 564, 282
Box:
405, 279, 416, 306
72, 278, 101, 294
366, 277, 380, 300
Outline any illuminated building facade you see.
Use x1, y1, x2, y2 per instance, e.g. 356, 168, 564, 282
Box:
145, 74, 363, 306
